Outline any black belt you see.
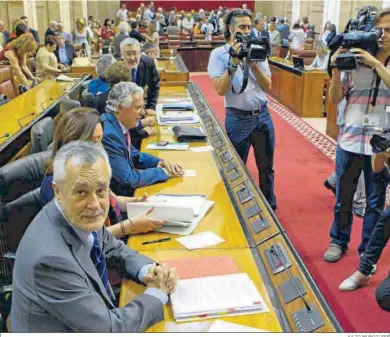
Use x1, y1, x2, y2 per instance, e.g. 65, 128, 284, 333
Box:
228, 107, 265, 117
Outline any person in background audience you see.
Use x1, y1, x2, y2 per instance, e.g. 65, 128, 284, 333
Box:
208, 9, 277, 211
201, 17, 214, 41
268, 22, 281, 56
0, 20, 10, 47
0, 34, 37, 88
145, 23, 159, 55
325, 23, 337, 46
129, 21, 146, 43
168, 10, 177, 26
8, 19, 28, 42
166, 19, 179, 35
143, 4, 154, 26
301, 16, 310, 31
306, 41, 330, 71
54, 33, 75, 67
36, 36, 67, 75
142, 42, 158, 62
102, 19, 115, 41
242, 3, 251, 15
289, 22, 305, 50
277, 18, 290, 42
56, 21, 72, 42
113, 17, 122, 37
250, 16, 270, 53
117, 3, 129, 22
40, 107, 165, 236
114, 21, 129, 58
45, 21, 57, 39
88, 54, 116, 96
12, 139, 177, 332
137, 2, 146, 16
263, 15, 269, 31
120, 38, 159, 115
156, 13, 167, 35
182, 13, 194, 35
20, 16, 39, 44
74, 17, 91, 56
321, 21, 332, 45
193, 20, 203, 35
102, 82, 184, 197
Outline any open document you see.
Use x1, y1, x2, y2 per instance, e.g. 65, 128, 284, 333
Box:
156, 104, 201, 125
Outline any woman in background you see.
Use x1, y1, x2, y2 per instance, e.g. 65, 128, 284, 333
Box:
145, 23, 160, 57
307, 41, 330, 71
74, 17, 91, 56
102, 18, 115, 41
289, 22, 305, 50
321, 21, 331, 45
325, 24, 337, 46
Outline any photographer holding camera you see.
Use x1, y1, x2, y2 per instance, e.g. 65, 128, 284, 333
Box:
207, 9, 276, 211
324, 8, 390, 264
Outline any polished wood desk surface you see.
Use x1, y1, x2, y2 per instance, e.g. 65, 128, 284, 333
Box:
157, 59, 179, 72
119, 248, 283, 332
0, 79, 80, 145
128, 85, 249, 251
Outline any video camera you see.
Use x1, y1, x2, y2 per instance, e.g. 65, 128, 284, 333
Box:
370, 129, 390, 153
328, 7, 381, 71
229, 32, 269, 62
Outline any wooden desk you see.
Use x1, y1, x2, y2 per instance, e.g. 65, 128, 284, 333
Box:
0, 76, 90, 165
119, 249, 283, 332
269, 57, 329, 118
120, 82, 342, 332
71, 59, 98, 78
157, 55, 189, 83
325, 81, 339, 141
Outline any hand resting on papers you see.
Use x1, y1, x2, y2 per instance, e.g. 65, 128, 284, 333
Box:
158, 160, 184, 177
142, 263, 178, 295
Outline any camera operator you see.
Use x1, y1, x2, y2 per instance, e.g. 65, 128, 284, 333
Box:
324, 8, 390, 264
339, 144, 390, 311
207, 9, 276, 211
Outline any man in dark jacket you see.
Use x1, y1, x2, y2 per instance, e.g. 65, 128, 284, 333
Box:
45, 21, 57, 39
20, 16, 40, 44
120, 37, 159, 114
54, 33, 76, 66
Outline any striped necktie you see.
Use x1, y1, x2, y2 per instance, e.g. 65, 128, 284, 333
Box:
90, 232, 113, 301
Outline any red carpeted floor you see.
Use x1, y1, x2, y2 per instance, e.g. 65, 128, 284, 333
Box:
191, 74, 390, 332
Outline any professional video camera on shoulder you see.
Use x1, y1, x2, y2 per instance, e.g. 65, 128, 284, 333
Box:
229, 32, 269, 62
329, 7, 381, 71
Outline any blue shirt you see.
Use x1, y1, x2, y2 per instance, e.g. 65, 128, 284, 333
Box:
58, 46, 70, 65
208, 44, 271, 110
88, 78, 110, 96
54, 199, 167, 304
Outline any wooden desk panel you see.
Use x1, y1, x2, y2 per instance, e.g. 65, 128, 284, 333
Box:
325, 82, 339, 141
119, 249, 283, 332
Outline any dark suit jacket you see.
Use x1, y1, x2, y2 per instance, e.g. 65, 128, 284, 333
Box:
54, 42, 76, 65
101, 112, 168, 196
45, 27, 56, 39
29, 28, 40, 44
129, 29, 146, 43
136, 55, 160, 110
11, 200, 163, 332
114, 33, 129, 58
250, 29, 271, 55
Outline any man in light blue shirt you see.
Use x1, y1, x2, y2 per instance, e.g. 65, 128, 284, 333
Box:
208, 9, 277, 210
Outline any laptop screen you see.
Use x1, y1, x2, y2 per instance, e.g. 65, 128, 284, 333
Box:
293, 56, 305, 70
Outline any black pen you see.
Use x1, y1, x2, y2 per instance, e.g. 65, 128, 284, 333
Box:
142, 237, 171, 245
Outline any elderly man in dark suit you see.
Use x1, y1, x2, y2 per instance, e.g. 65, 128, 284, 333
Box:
54, 33, 76, 66
11, 140, 177, 332
102, 82, 184, 197
119, 37, 159, 115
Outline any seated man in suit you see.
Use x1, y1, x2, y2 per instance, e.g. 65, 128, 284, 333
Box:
54, 33, 76, 66
102, 82, 184, 197
250, 16, 271, 55
120, 37, 159, 115
11, 140, 177, 332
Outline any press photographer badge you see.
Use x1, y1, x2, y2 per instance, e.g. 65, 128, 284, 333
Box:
363, 114, 380, 128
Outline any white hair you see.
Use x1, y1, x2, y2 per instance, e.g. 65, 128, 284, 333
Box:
49, 21, 58, 29
95, 54, 116, 78
53, 140, 112, 183
120, 37, 140, 53
105, 82, 144, 114
119, 21, 129, 33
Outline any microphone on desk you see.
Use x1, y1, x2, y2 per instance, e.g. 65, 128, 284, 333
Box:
18, 112, 35, 129
0, 133, 9, 140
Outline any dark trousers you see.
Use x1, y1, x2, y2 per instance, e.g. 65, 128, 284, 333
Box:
376, 271, 390, 312
359, 206, 390, 275
330, 146, 387, 253
225, 106, 277, 210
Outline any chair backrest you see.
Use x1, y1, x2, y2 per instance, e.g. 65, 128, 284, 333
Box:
30, 117, 54, 154
168, 41, 180, 49
0, 67, 17, 99
167, 35, 180, 40
60, 96, 81, 114
0, 151, 50, 204
0, 188, 43, 255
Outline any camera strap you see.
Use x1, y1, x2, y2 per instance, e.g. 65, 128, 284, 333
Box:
229, 57, 250, 94
371, 56, 390, 107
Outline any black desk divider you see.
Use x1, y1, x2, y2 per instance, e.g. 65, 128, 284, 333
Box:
251, 217, 270, 234
264, 244, 292, 274
292, 306, 325, 332
245, 203, 259, 219
236, 184, 253, 204
221, 151, 233, 163
279, 277, 307, 304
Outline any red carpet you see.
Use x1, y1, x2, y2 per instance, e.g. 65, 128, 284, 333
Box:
191, 74, 390, 332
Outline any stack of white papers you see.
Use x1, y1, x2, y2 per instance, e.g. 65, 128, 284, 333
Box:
145, 142, 190, 151
127, 195, 214, 234
207, 320, 269, 332
56, 74, 79, 82
176, 231, 225, 250
170, 273, 269, 322
156, 104, 201, 125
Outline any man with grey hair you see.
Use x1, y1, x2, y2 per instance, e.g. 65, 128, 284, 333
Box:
56, 21, 71, 42
45, 20, 58, 39
11, 140, 178, 332
120, 37, 160, 115
87, 54, 116, 96
102, 82, 183, 197
114, 21, 129, 58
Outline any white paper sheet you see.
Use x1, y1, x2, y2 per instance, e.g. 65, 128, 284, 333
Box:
176, 231, 225, 250
156, 104, 200, 125
56, 74, 79, 82
190, 146, 214, 153
207, 320, 269, 332
183, 169, 196, 177
165, 321, 211, 333
145, 143, 190, 151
